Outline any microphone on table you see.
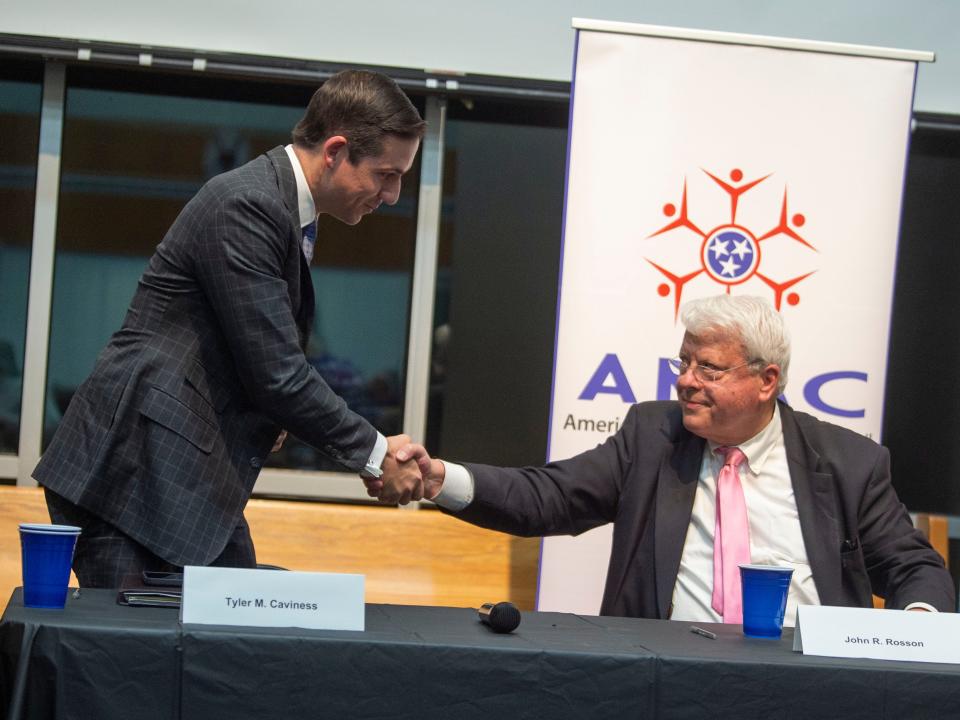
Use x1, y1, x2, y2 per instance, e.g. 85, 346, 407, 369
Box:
478, 602, 521, 633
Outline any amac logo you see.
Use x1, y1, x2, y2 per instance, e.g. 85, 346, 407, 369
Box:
579, 353, 867, 420
645, 167, 816, 319
573, 169, 868, 422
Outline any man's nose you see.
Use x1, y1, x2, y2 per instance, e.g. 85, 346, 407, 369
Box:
675, 365, 700, 391
381, 176, 401, 205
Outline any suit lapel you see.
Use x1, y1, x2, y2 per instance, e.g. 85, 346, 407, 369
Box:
655, 424, 704, 618
781, 404, 843, 605
267, 146, 316, 341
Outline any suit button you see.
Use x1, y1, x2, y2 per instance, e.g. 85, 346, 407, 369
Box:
250, 457, 262, 468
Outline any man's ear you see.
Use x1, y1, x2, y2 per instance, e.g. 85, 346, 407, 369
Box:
321, 135, 349, 168
758, 364, 781, 402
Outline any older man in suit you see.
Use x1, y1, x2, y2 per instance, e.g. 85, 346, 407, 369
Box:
36, 70, 425, 588
376, 295, 955, 624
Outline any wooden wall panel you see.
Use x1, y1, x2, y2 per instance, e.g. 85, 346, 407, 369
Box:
0, 487, 80, 606
0, 487, 539, 613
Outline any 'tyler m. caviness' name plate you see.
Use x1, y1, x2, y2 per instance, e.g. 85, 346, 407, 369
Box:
180, 566, 364, 631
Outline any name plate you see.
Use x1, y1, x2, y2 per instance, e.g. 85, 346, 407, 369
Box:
180, 566, 365, 631
794, 605, 960, 664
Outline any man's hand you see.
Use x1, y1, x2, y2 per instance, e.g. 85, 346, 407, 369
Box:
367, 434, 424, 505
395, 443, 445, 500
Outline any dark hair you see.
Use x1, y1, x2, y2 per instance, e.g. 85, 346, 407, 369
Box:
292, 70, 426, 163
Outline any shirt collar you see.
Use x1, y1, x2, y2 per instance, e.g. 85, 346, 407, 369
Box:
284, 144, 317, 228
707, 403, 782, 474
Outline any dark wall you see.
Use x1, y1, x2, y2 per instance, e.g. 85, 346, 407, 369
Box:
437, 118, 566, 466
883, 117, 960, 514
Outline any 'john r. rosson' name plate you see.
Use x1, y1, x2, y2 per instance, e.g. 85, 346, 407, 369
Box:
794, 605, 960, 664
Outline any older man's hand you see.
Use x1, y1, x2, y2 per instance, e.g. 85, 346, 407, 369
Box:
395, 443, 446, 500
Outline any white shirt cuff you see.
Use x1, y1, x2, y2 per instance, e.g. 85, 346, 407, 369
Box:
432, 461, 474, 511
903, 601, 938, 613
366, 433, 388, 473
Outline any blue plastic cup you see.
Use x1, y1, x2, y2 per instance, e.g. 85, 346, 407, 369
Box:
739, 564, 794, 638
19, 523, 81, 609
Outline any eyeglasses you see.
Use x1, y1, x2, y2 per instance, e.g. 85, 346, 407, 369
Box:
668, 357, 761, 384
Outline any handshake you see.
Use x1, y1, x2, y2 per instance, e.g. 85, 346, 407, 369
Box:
363, 435, 445, 505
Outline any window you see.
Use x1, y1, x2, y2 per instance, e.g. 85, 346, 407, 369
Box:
0, 60, 42, 458
44, 67, 424, 473
884, 116, 960, 516
426, 98, 567, 465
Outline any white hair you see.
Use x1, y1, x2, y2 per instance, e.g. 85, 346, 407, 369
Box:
680, 295, 791, 394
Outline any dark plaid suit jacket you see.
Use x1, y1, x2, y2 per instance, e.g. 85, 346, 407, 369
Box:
453, 401, 955, 616
34, 146, 377, 566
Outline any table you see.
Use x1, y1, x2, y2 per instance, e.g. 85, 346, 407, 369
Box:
2, 588, 959, 720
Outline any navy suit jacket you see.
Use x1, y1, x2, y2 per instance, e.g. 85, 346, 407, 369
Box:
454, 401, 955, 616
35, 147, 377, 565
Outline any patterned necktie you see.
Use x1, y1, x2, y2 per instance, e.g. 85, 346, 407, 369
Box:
301, 219, 317, 263
712, 446, 751, 623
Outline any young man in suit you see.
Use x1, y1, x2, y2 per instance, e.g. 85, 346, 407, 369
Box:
36, 70, 426, 588
374, 295, 955, 624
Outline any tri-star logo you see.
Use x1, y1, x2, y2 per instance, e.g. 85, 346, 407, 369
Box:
645, 168, 817, 320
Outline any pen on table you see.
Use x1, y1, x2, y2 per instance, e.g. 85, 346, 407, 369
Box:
689, 626, 716, 640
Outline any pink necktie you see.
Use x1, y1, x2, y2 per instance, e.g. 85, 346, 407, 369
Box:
712, 446, 750, 623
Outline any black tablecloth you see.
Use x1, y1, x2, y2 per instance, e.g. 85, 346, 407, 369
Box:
2, 588, 959, 720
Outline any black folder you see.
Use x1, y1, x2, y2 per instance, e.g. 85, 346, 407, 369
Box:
116, 571, 183, 608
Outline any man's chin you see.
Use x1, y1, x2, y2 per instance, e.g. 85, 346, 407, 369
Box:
680, 407, 708, 431
328, 207, 367, 226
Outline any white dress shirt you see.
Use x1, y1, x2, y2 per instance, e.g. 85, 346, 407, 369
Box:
670, 404, 819, 626
284, 144, 317, 227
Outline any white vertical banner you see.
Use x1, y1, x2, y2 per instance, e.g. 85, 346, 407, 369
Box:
539, 20, 932, 614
